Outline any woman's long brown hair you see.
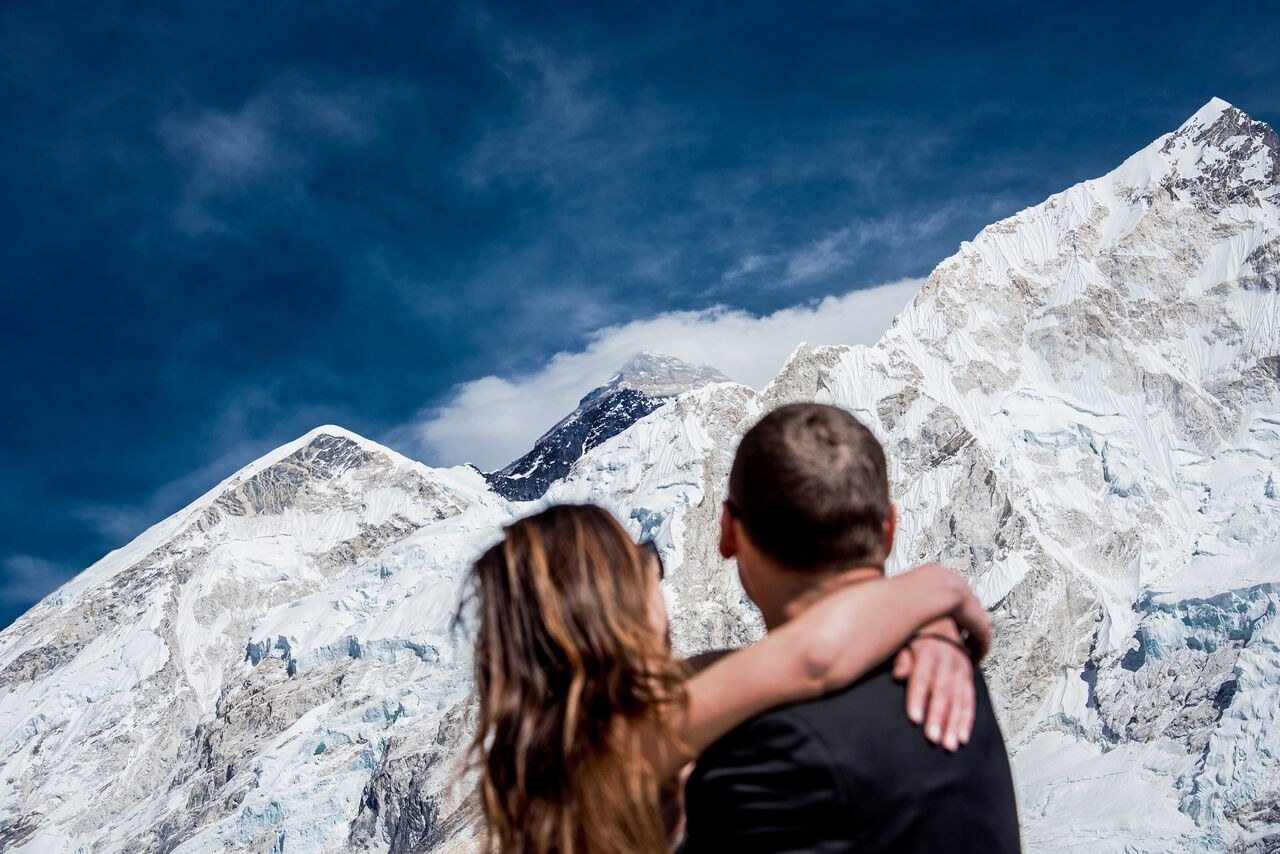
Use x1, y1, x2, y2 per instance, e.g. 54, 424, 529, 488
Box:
461, 503, 687, 853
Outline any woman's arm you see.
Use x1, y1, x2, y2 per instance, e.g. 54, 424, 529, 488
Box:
666, 563, 987, 774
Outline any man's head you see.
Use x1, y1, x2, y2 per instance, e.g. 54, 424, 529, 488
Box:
720, 403, 895, 623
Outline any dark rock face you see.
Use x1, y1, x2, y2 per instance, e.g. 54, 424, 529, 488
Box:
348, 702, 480, 852
0, 815, 39, 849
1164, 104, 1280, 211
483, 352, 730, 502
213, 434, 375, 518
348, 748, 440, 852
485, 388, 667, 501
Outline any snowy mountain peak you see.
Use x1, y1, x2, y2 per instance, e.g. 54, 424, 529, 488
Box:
1170, 98, 1276, 161
185, 425, 413, 512
106, 425, 456, 546
486, 353, 730, 502
592, 351, 730, 402
261, 424, 425, 476
1105, 99, 1280, 204
1184, 96, 1236, 129
0, 417, 495, 851
755, 102, 1280, 850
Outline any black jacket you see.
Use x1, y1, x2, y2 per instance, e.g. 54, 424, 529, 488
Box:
681, 661, 1021, 853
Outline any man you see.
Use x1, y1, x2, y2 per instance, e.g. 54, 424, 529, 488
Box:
681, 402, 1020, 853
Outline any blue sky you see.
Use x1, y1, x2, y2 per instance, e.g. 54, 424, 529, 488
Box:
2, 1, 1278, 628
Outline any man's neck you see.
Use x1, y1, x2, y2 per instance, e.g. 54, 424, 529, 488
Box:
765, 565, 884, 629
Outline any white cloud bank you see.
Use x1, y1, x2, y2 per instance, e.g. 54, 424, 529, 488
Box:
405, 278, 922, 470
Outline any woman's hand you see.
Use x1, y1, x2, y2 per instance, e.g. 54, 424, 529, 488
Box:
893, 618, 976, 752
887, 563, 990, 751
791, 563, 988, 696
676, 560, 990, 773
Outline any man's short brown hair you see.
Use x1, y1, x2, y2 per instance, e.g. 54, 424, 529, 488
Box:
727, 402, 890, 572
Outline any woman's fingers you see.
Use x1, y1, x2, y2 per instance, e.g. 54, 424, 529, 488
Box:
892, 646, 914, 681
944, 664, 976, 749
920, 648, 954, 747
903, 634, 975, 750
960, 677, 977, 745
904, 641, 938, 726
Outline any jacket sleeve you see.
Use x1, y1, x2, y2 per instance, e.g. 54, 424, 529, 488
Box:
680, 710, 848, 853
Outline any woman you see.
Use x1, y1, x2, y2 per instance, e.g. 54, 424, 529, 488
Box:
462, 503, 988, 854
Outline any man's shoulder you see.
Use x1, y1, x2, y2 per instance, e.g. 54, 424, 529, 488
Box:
686, 665, 1021, 854
695, 692, 828, 764
692, 661, 900, 781
732, 660, 905, 743
699, 662, 1010, 784
780, 664, 1006, 760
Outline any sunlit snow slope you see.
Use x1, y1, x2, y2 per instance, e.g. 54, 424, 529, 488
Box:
1, 98, 1278, 853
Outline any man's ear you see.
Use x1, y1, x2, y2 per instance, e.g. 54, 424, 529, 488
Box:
883, 501, 897, 558
719, 502, 737, 559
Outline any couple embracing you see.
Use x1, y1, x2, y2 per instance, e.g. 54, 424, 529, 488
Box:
462, 403, 1020, 853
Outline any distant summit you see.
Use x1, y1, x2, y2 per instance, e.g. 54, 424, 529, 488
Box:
484, 352, 729, 501
600, 351, 731, 397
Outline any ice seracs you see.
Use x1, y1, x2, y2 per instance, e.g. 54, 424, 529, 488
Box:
1, 98, 1278, 852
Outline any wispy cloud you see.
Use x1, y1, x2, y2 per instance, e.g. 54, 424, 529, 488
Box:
397, 277, 922, 470
714, 198, 1015, 293
721, 253, 769, 282
784, 228, 854, 283
457, 30, 692, 196
458, 39, 603, 189
158, 75, 414, 236
713, 225, 878, 290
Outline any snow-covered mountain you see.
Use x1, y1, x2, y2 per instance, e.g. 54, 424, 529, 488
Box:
0, 428, 508, 852
484, 352, 729, 501
2, 97, 1279, 852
